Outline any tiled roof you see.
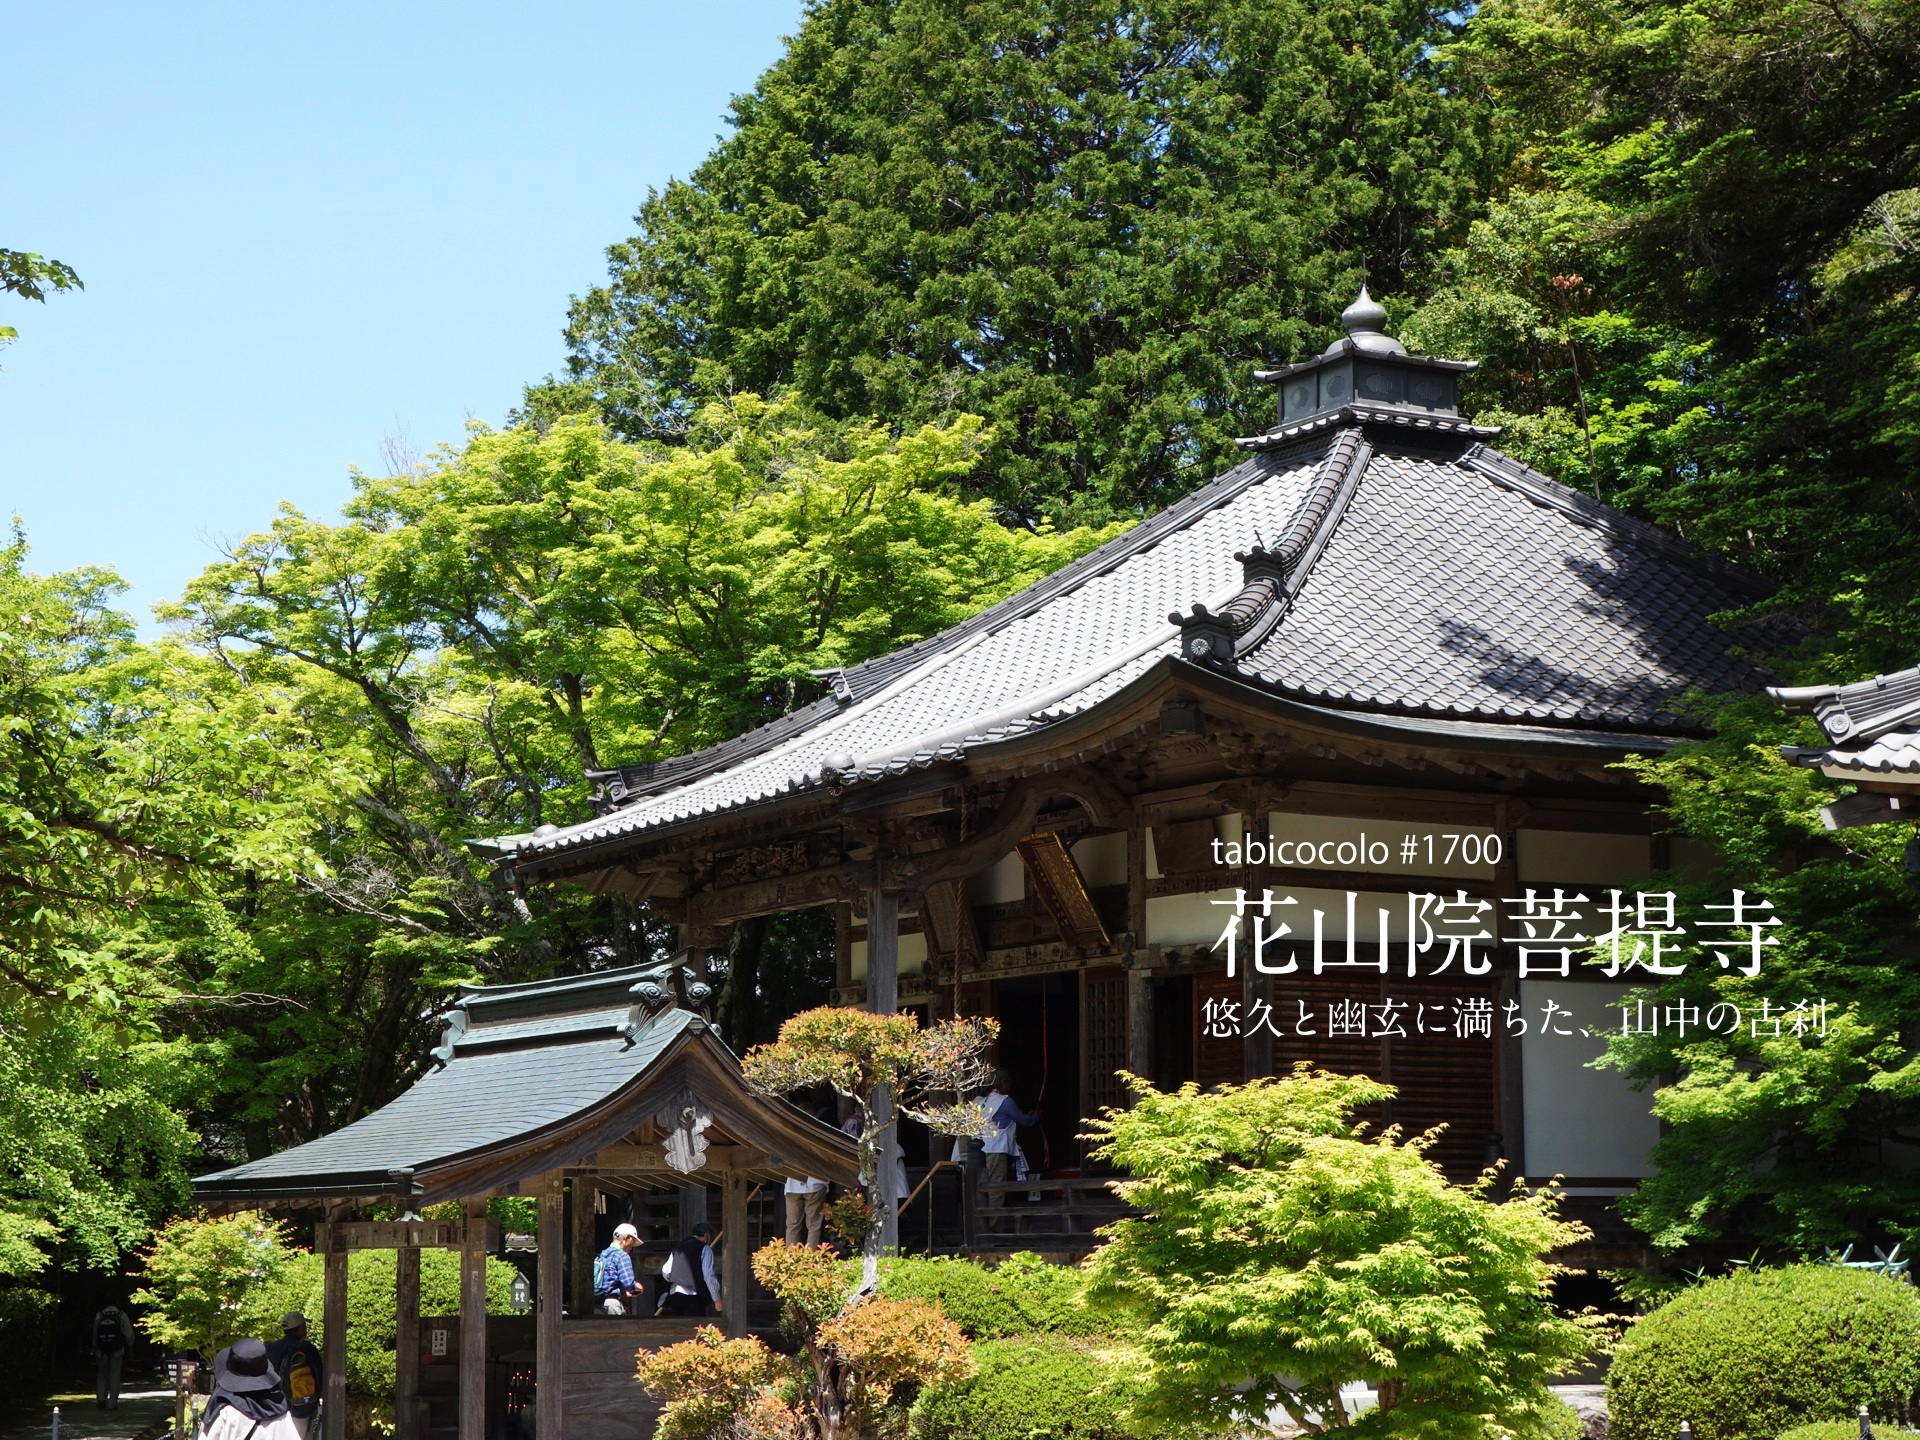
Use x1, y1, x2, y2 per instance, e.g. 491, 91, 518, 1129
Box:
1771, 664, 1920, 780
512, 418, 1776, 865
194, 973, 700, 1195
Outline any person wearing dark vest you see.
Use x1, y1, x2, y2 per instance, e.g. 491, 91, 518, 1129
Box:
655, 1222, 723, 1317
92, 1303, 134, 1408
265, 1312, 323, 1439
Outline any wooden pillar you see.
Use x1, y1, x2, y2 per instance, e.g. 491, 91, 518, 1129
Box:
395, 1241, 420, 1440
834, 904, 853, 1001
722, 1173, 750, 1338
867, 886, 901, 1252
459, 1198, 487, 1440
567, 1179, 594, 1319
1494, 801, 1527, 1185
1126, 970, 1153, 1083
537, 1173, 564, 1440
866, 888, 899, 1015
322, 1218, 348, 1440
678, 1184, 708, 1233
1125, 822, 1154, 1088
1242, 809, 1275, 1081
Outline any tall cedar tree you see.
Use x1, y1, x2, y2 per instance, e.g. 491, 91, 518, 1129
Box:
1412, 0, 1920, 1250
552, 0, 1497, 525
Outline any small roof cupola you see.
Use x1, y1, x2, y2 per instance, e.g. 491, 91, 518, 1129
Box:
1254, 285, 1477, 428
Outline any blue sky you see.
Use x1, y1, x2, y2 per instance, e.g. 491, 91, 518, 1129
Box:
2, 0, 802, 624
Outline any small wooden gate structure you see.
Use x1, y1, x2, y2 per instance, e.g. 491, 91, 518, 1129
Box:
194, 962, 857, 1440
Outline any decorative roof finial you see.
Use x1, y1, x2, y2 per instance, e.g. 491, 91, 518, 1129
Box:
1341, 284, 1389, 337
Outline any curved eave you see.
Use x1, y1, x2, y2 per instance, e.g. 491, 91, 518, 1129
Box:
513, 657, 1681, 885
192, 1023, 860, 1208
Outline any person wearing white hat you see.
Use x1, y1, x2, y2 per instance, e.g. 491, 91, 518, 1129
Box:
592, 1223, 643, 1315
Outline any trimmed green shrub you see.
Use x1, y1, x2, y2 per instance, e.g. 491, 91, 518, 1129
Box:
908, 1335, 1148, 1440
876, 1252, 1107, 1339
276, 1249, 518, 1402
1609, 1266, 1920, 1440
1776, 1424, 1886, 1440
0, 1288, 56, 1411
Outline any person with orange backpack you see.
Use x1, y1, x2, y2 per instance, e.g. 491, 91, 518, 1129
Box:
265, 1313, 322, 1439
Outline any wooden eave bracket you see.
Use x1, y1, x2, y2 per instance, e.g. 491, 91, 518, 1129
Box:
1015, 831, 1112, 951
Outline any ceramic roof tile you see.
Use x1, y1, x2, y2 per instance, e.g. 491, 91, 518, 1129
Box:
512, 425, 1775, 862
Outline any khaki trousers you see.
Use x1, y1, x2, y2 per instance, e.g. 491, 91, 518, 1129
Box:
785, 1189, 825, 1246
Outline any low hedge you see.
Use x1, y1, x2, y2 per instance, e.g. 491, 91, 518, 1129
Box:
876, 1252, 1107, 1338
908, 1335, 1146, 1440
1777, 1424, 1879, 1440
1608, 1266, 1920, 1440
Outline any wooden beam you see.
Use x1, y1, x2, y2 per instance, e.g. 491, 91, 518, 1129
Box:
322, 1212, 348, 1440
537, 1172, 564, 1440
722, 1173, 750, 1339
690, 859, 872, 925
459, 1197, 487, 1440
394, 1243, 420, 1440
314, 1218, 496, 1252
570, 1143, 770, 1173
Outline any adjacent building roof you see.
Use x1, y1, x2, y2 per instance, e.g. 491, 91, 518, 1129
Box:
1773, 664, 1920, 782
192, 962, 858, 1207
506, 300, 1776, 871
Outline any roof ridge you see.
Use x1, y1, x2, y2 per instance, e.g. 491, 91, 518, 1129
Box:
1461, 445, 1773, 601
590, 435, 1339, 811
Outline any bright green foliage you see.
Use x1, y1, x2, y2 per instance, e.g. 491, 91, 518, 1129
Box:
1600, 699, 1920, 1252
0, 248, 81, 352
744, 1007, 998, 1288
908, 1335, 1153, 1440
1777, 1425, 1894, 1440
269, 1248, 518, 1402
555, 0, 1497, 523
1082, 1069, 1599, 1439
133, 1211, 298, 1357
1436, 0, 1920, 677
0, 999, 195, 1279
1607, 1265, 1920, 1440
876, 1252, 1107, 1339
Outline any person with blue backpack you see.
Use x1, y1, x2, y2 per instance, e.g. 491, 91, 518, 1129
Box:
592, 1223, 643, 1315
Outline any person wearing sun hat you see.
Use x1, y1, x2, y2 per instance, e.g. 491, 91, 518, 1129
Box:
198, 1336, 300, 1440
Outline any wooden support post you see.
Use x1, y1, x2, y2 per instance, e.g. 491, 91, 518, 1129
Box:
395, 1242, 420, 1440
834, 903, 853, 1001
866, 886, 901, 1252
459, 1198, 487, 1440
1242, 810, 1274, 1081
322, 1217, 348, 1440
722, 1173, 749, 1339
1494, 802, 1527, 1185
679, 1185, 709, 1234
867, 888, 899, 1015
537, 1173, 564, 1440
567, 1179, 593, 1320
1127, 971, 1153, 1085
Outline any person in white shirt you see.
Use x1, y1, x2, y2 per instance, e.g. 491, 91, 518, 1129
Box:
198, 1338, 301, 1440
656, 1221, 724, 1316
784, 1176, 828, 1246
979, 1068, 1040, 1231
